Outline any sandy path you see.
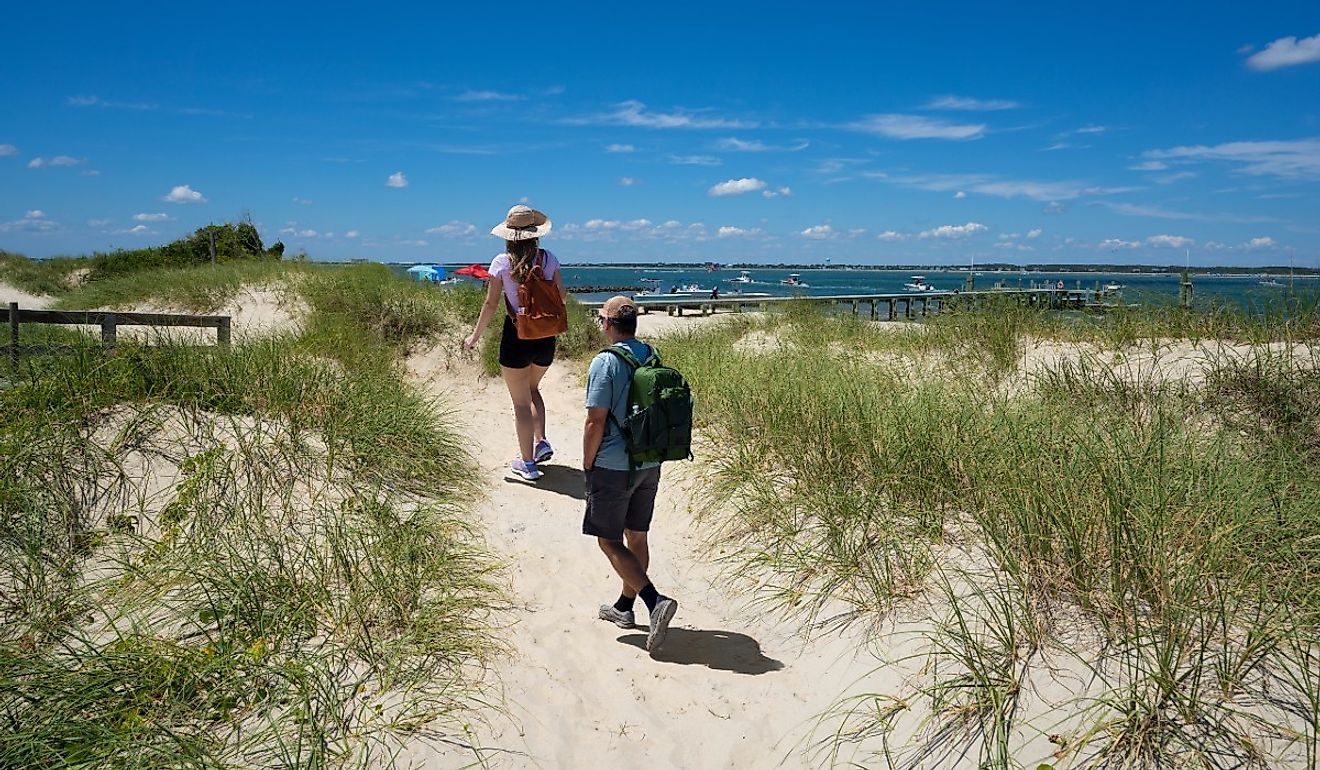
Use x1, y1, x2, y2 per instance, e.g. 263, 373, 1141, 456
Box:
404, 326, 881, 769
1, 281, 54, 309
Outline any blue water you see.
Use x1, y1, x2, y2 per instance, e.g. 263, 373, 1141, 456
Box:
400, 264, 1319, 310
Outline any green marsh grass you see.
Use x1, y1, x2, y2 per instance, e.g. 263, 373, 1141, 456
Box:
661, 303, 1320, 768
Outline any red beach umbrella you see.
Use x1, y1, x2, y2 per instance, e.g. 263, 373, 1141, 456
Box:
454, 264, 491, 281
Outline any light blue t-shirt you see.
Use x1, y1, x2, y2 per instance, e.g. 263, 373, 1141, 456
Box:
586, 338, 663, 471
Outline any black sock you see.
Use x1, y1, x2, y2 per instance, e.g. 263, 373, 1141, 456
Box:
614, 594, 636, 613
639, 583, 659, 613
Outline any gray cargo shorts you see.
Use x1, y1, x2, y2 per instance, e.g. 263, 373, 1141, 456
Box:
582, 465, 662, 541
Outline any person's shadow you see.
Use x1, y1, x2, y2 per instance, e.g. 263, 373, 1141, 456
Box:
505, 463, 586, 500
617, 628, 784, 675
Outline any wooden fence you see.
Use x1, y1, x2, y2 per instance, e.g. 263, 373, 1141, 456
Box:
5, 301, 231, 374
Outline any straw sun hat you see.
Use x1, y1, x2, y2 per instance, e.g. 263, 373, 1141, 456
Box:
490, 204, 552, 240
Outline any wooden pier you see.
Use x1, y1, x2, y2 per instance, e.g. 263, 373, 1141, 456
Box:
581, 288, 1101, 319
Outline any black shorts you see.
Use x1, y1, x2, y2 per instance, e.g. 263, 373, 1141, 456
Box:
498, 315, 556, 369
582, 466, 662, 541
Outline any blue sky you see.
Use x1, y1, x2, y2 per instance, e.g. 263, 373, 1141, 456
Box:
2, 2, 1319, 266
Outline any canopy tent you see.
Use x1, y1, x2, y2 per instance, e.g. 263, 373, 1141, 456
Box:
454, 264, 491, 281
406, 265, 447, 282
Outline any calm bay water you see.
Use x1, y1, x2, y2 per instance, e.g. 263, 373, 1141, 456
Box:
397, 264, 1319, 309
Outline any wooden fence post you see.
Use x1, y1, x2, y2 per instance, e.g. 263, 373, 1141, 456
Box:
217, 317, 231, 347
102, 313, 117, 350
8, 302, 18, 375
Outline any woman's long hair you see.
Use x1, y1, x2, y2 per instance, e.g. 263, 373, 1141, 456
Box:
506, 238, 540, 283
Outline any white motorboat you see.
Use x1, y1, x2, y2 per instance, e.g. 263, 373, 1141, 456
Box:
903, 275, 938, 291
728, 271, 754, 284
779, 273, 809, 288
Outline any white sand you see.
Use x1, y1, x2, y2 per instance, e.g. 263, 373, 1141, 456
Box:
404, 354, 894, 768
0, 281, 54, 310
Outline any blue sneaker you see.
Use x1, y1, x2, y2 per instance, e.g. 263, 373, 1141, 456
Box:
533, 439, 554, 463
511, 458, 541, 481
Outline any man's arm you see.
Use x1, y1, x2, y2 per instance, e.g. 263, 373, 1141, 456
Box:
583, 406, 608, 470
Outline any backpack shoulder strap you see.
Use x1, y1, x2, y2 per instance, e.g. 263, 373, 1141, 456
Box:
601, 342, 646, 370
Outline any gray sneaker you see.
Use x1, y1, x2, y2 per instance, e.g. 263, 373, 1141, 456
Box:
598, 604, 636, 629
646, 597, 678, 653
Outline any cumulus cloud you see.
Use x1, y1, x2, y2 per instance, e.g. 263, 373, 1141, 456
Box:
1144, 139, 1320, 180
924, 95, 1020, 111
618, 176, 638, 187
28, 155, 83, 168
345, 230, 360, 238
162, 185, 207, 204
1247, 236, 1275, 248
424, 221, 477, 236
1146, 234, 1194, 248
133, 212, 171, 222
848, 114, 985, 140
708, 177, 767, 197
954, 191, 967, 199
605, 144, 635, 153
799, 225, 836, 239
877, 230, 905, 241
762, 186, 792, 198
1246, 33, 1320, 71
0, 210, 59, 233
292, 197, 313, 205
386, 171, 408, 188
717, 226, 755, 237
0, 144, 18, 156
1099, 238, 1142, 250
920, 222, 988, 239
1027, 228, 1043, 239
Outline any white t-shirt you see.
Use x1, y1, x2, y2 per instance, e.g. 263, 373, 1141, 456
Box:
489, 249, 561, 313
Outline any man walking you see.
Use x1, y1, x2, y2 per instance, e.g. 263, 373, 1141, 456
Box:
583, 296, 678, 653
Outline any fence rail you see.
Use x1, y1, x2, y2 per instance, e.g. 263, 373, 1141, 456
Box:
5, 302, 231, 373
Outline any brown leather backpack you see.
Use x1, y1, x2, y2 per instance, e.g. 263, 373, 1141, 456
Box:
506, 249, 568, 340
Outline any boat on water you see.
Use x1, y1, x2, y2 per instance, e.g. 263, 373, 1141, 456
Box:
779, 273, 810, 288
1103, 282, 1126, 295
728, 270, 754, 284
903, 275, 938, 292
1259, 277, 1286, 288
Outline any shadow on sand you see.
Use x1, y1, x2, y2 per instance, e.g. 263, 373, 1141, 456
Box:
617, 628, 785, 675
505, 463, 586, 500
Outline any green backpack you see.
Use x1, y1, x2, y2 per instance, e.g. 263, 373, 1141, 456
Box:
603, 343, 694, 467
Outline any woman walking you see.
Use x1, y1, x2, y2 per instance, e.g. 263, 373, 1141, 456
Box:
464, 205, 567, 481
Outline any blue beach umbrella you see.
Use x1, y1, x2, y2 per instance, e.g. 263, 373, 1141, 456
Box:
406, 265, 438, 281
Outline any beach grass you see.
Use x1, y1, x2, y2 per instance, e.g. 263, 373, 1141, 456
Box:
660, 302, 1320, 767
0, 261, 505, 766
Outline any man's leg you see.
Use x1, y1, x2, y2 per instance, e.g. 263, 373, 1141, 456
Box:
597, 537, 649, 594
620, 530, 649, 600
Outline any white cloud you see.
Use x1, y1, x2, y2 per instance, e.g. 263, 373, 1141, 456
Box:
618, 177, 638, 187
0, 144, 17, 156
1100, 201, 1277, 224
716, 137, 810, 152
1042, 201, 1067, 215
1129, 160, 1169, 171
162, 184, 207, 204
761, 186, 792, 198
717, 226, 755, 237
877, 230, 905, 241
1247, 236, 1275, 249
1026, 228, 1042, 239
885, 172, 1132, 202
133, 212, 171, 222
296, 229, 318, 237
924, 95, 1020, 111
953, 191, 967, 199
1074, 125, 1108, 135
1146, 234, 1194, 248
605, 144, 635, 153
667, 154, 721, 166
424, 221, 477, 236
799, 225, 836, 239
345, 230, 360, 238
848, 114, 985, 140
580, 100, 753, 129
1099, 238, 1142, 250
455, 90, 522, 101
386, 171, 408, 188
919, 222, 988, 239
27, 155, 83, 169
126, 225, 151, 234
1246, 33, 1320, 71
1153, 171, 1198, 184
708, 177, 767, 197
87, 218, 112, 227
1144, 139, 1320, 180
0, 210, 59, 233
292, 197, 313, 205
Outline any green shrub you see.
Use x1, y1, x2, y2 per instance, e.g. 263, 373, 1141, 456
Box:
88, 222, 281, 281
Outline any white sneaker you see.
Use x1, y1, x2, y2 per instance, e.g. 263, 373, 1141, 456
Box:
598, 604, 636, 629
646, 597, 678, 653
